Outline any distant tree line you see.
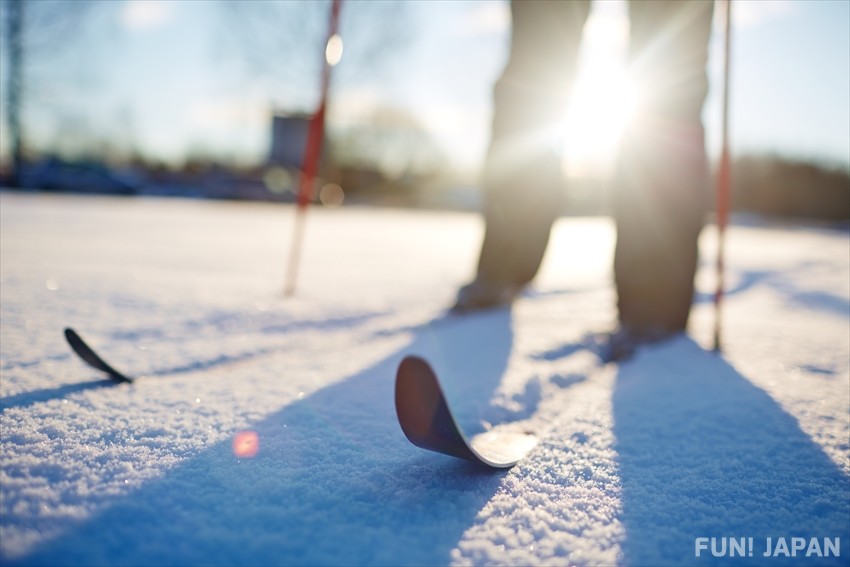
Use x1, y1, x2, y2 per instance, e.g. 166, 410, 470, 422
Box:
730, 156, 850, 221
557, 156, 850, 222
3, 148, 848, 222
1, 0, 99, 186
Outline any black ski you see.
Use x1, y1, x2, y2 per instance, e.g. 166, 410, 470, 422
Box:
64, 328, 133, 383
395, 355, 536, 468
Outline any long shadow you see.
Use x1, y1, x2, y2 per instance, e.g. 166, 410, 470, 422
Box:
11, 309, 516, 566
2, 311, 390, 414
531, 332, 601, 362
614, 338, 850, 566
0, 346, 279, 414
107, 310, 388, 343
0, 379, 115, 413
694, 266, 850, 317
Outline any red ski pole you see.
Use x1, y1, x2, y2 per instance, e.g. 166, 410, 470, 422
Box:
713, 0, 732, 351
285, 0, 343, 296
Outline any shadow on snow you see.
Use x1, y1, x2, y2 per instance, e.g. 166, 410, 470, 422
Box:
1, 311, 387, 414
8, 314, 849, 565
12, 310, 516, 566
613, 338, 850, 566
694, 265, 850, 318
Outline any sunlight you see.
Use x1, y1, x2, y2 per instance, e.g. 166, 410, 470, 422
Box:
559, 2, 635, 178
560, 64, 637, 178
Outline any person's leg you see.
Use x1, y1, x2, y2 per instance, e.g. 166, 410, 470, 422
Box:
455, 0, 590, 312
612, 0, 714, 338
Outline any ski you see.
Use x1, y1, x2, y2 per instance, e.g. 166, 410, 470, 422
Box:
394, 355, 537, 468
64, 328, 134, 383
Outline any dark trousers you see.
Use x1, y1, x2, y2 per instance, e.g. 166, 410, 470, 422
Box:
476, 0, 714, 332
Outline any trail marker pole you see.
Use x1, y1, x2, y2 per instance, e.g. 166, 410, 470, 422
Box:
285, 0, 343, 296
713, 0, 732, 351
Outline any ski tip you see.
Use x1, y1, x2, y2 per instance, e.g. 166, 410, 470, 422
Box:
64, 327, 134, 384
395, 355, 537, 469
64, 327, 90, 357
395, 355, 477, 463
395, 356, 447, 439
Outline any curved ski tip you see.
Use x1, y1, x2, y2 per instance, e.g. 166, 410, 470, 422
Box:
394, 355, 447, 440
64, 327, 133, 384
64, 327, 90, 356
395, 355, 537, 468
397, 354, 433, 372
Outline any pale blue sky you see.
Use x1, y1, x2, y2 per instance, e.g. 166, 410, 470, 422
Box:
718, 0, 850, 165
1, 0, 848, 173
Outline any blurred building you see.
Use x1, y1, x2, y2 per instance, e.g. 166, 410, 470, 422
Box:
268, 114, 312, 168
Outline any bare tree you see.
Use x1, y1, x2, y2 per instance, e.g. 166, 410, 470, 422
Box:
331, 105, 445, 181
1, 0, 97, 185
219, 1, 413, 109
3, 0, 24, 185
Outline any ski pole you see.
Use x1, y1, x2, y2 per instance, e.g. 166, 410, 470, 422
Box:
713, 0, 732, 352
285, 0, 343, 296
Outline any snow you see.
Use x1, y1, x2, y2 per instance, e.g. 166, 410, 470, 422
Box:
1, 192, 848, 566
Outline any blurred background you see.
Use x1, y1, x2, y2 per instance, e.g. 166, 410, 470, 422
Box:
1, 0, 848, 220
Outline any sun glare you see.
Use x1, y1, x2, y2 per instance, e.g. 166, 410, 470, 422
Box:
560, 68, 637, 178
556, 2, 636, 178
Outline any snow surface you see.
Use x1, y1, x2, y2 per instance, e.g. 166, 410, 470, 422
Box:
1, 192, 848, 566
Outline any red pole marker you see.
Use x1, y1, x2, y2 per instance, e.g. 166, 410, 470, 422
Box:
285, 0, 343, 296
713, 0, 733, 352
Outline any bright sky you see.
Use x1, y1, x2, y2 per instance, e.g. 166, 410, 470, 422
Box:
1, 0, 848, 175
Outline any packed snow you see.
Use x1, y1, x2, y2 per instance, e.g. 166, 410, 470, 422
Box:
1, 192, 848, 566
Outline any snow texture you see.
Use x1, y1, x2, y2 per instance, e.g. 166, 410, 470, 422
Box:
1, 193, 848, 566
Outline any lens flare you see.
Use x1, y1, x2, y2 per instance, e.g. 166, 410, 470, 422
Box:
319, 183, 344, 207
263, 167, 292, 194
232, 430, 259, 458
325, 34, 343, 66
